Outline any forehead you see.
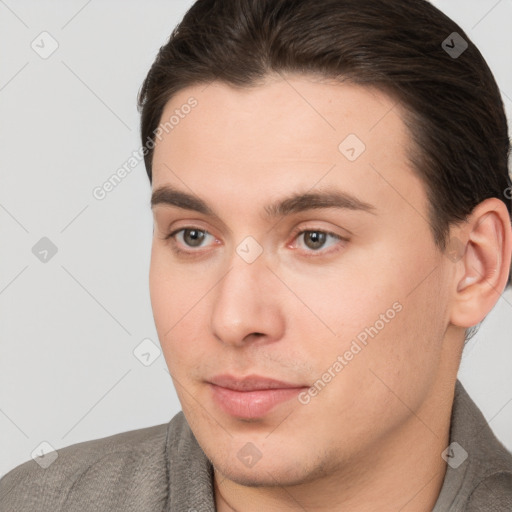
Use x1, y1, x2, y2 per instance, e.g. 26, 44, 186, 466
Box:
151, 75, 423, 218
155, 75, 406, 158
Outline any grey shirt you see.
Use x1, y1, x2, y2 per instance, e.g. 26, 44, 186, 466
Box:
1, 379, 511, 511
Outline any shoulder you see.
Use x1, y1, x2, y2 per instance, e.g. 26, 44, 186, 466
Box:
0, 417, 179, 512
448, 381, 512, 510
465, 472, 512, 511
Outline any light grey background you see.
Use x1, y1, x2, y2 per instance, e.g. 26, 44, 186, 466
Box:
1, 0, 511, 478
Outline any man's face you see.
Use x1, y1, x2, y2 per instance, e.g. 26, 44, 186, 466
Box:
149, 75, 458, 486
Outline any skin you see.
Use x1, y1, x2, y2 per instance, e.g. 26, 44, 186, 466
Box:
149, 74, 512, 511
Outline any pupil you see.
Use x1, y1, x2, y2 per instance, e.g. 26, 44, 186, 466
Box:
185, 229, 205, 247
305, 231, 326, 249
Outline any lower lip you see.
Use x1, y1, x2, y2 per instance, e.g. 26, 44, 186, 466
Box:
209, 384, 307, 419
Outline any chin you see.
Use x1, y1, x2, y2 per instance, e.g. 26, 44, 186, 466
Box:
215, 463, 304, 488
212, 448, 329, 488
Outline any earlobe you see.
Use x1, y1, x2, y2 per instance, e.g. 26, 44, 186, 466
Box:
450, 198, 512, 328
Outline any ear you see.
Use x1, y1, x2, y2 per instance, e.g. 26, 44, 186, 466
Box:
449, 198, 512, 328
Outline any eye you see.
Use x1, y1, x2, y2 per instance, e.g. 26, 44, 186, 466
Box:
166, 228, 216, 250
163, 226, 347, 258
292, 229, 347, 255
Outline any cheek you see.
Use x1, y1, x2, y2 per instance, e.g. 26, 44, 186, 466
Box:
275, 250, 402, 345
149, 244, 214, 370
149, 244, 201, 328
149, 246, 174, 334
345, 254, 450, 410
285, 236, 446, 376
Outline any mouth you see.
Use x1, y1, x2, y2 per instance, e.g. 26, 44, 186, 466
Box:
207, 374, 309, 419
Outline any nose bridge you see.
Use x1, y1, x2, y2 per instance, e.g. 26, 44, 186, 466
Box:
210, 248, 283, 346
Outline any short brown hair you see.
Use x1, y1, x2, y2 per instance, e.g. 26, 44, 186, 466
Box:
138, 0, 511, 283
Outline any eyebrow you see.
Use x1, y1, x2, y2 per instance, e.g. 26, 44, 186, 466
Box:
150, 185, 376, 219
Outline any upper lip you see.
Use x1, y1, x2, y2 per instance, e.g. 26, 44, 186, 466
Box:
208, 374, 306, 391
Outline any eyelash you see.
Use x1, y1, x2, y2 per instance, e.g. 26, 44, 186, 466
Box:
164, 226, 348, 258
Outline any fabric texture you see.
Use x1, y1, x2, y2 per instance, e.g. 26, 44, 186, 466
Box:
1, 379, 511, 511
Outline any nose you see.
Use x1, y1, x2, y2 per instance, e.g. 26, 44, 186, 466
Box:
210, 253, 285, 348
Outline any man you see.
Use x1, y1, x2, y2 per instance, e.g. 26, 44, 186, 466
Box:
1, 0, 511, 510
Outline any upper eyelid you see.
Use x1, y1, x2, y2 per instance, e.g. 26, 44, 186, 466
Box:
290, 226, 345, 239
154, 209, 356, 236
166, 226, 214, 240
